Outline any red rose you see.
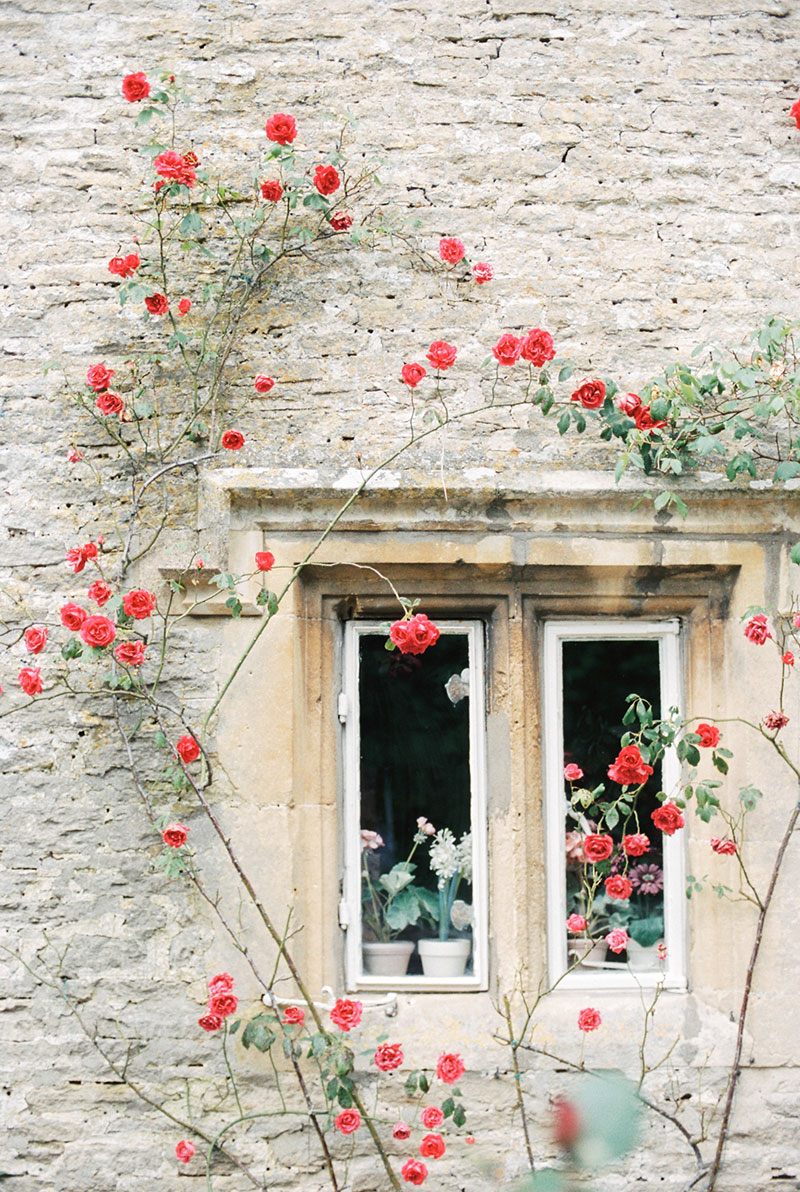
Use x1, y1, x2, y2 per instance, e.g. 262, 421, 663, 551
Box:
176, 735, 201, 763
198, 1013, 223, 1032
401, 362, 427, 388
115, 640, 146, 666
744, 614, 771, 645
60, 603, 88, 632
24, 625, 47, 654
634, 404, 666, 431
617, 392, 641, 416
265, 113, 297, 145
420, 1106, 444, 1129
178, 299, 192, 316
96, 391, 125, 416
389, 613, 440, 656
438, 237, 465, 264
153, 150, 197, 188
208, 973, 234, 996
313, 164, 340, 195
571, 379, 606, 409
401, 1159, 428, 1185
162, 822, 188, 848
566, 913, 586, 933
122, 589, 156, 620
563, 763, 583, 781
374, 1043, 404, 1071
651, 801, 684, 836
122, 72, 150, 102
711, 837, 737, 855
607, 744, 654, 786
435, 1052, 465, 1085
283, 1005, 304, 1025
88, 580, 112, 606
426, 341, 457, 371
696, 723, 720, 748
66, 542, 98, 573
520, 328, 555, 366
577, 1007, 602, 1032
419, 1134, 445, 1160
80, 615, 116, 648
254, 374, 275, 394
68, 449, 83, 463
764, 710, 789, 730
175, 1140, 195, 1163
605, 928, 629, 954
87, 363, 115, 392
492, 333, 523, 366
109, 254, 140, 278
255, 551, 275, 572
782, 651, 795, 666
604, 874, 633, 901
790, 98, 800, 128
465, 1135, 476, 1144
18, 667, 43, 696
145, 293, 169, 315
183, 151, 199, 168
260, 180, 283, 202
392, 1122, 411, 1141
208, 992, 238, 1017
221, 430, 245, 450
334, 1110, 361, 1134
582, 834, 613, 863
330, 997, 362, 1032
622, 833, 650, 857
472, 261, 493, 284
330, 211, 353, 230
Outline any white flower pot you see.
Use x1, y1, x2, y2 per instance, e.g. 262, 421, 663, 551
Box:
362, 941, 415, 977
567, 939, 608, 968
417, 938, 471, 978
626, 940, 661, 971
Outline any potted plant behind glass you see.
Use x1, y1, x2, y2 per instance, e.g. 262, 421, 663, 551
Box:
361, 825, 438, 976
624, 861, 665, 969
417, 824, 473, 977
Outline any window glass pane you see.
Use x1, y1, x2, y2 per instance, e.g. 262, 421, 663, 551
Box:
562, 639, 665, 972
358, 631, 474, 979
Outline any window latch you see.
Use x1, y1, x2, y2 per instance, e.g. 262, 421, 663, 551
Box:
337, 693, 349, 724
338, 899, 350, 930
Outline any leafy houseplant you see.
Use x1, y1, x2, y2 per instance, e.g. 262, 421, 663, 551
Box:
360, 826, 438, 975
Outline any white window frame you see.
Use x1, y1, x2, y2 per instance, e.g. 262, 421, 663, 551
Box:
341, 619, 489, 991
543, 619, 687, 991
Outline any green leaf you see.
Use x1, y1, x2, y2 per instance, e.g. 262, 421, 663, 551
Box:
775, 461, 800, 482
337, 1087, 353, 1108
419, 1073, 429, 1094
791, 543, 800, 566
558, 364, 573, 382
167, 332, 188, 349
441, 1098, 455, 1118
404, 1070, 420, 1094
61, 637, 82, 660
225, 595, 243, 618
452, 1104, 467, 1127
303, 192, 330, 210
557, 411, 570, 435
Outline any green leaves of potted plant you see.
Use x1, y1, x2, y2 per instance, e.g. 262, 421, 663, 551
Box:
360, 827, 438, 976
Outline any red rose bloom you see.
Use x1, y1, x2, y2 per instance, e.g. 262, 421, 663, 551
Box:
435, 1052, 465, 1085
87, 363, 115, 392
154, 150, 197, 188
571, 379, 606, 409
782, 651, 795, 666
334, 1110, 361, 1134
607, 744, 654, 786
80, 615, 116, 649
18, 667, 43, 696
330, 211, 353, 230
198, 1013, 223, 1032
790, 98, 800, 128
389, 613, 440, 656
67, 449, 83, 463
265, 113, 297, 145
108, 254, 140, 278
221, 430, 245, 450
521, 328, 555, 366
420, 1106, 444, 1129
392, 1122, 411, 1141
696, 723, 720, 748
564, 763, 583, 781
122, 589, 156, 620
122, 72, 150, 102
176, 735, 201, 764
175, 1140, 195, 1164
764, 710, 789, 730
744, 614, 771, 645
66, 542, 98, 573
60, 603, 88, 632
145, 293, 169, 315
115, 640, 146, 666
634, 404, 666, 431
492, 333, 523, 366
577, 1007, 602, 1032
711, 837, 737, 855
330, 997, 362, 1032
566, 913, 586, 933
162, 822, 188, 848
88, 580, 112, 606
313, 164, 340, 195
96, 391, 125, 416
604, 874, 633, 901
260, 180, 284, 202
582, 833, 614, 863
208, 992, 238, 1018
374, 1043, 404, 1071
438, 237, 465, 264
605, 928, 629, 954
178, 299, 192, 316
255, 551, 275, 571
283, 1005, 304, 1025
419, 1134, 446, 1160
208, 973, 234, 997
651, 802, 685, 836
401, 1159, 428, 1185
472, 261, 493, 284
254, 374, 275, 393
622, 833, 650, 857
401, 362, 427, 388
24, 626, 47, 654
426, 341, 457, 371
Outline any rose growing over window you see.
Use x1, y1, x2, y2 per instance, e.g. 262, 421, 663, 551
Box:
564, 763, 583, 781
607, 744, 654, 786
582, 833, 614, 863
622, 833, 650, 856
389, 613, 440, 656
282, 1006, 304, 1025
604, 874, 633, 900
208, 992, 238, 1018
651, 802, 685, 835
